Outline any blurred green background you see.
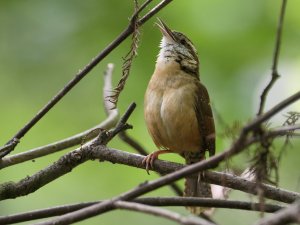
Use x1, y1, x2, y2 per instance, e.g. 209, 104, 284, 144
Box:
1, 0, 299, 224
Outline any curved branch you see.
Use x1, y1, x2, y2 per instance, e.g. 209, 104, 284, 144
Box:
114, 201, 215, 225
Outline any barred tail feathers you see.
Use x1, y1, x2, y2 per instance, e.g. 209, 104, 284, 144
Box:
183, 151, 212, 215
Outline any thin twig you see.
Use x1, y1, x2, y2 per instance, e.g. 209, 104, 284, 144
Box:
257, 0, 288, 116
114, 201, 215, 225
247, 90, 300, 133
253, 200, 300, 225
119, 131, 183, 196
0, 0, 174, 158
0, 64, 118, 170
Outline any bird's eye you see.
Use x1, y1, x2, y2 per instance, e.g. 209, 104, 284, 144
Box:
180, 39, 187, 46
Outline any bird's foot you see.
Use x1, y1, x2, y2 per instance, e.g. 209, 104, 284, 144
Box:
142, 152, 159, 175
142, 149, 173, 175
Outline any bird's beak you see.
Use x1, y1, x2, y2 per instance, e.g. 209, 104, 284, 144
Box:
156, 18, 176, 41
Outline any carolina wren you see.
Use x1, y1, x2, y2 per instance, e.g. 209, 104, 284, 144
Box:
143, 19, 215, 214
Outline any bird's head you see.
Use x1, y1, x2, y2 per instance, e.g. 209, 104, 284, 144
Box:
156, 18, 199, 77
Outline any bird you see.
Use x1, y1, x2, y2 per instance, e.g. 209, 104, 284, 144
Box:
143, 18, 215, 215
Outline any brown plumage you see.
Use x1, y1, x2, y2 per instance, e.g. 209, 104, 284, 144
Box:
143, 19, 215, 215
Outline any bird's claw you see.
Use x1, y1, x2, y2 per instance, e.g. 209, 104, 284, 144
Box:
142, 152, 157, 175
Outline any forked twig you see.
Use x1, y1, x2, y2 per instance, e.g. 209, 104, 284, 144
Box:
257, 0, 288, 116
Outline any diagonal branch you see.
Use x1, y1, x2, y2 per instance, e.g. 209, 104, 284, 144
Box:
0, 0, 174, 158
0, 64, 118, 170
257, 0, 288, 116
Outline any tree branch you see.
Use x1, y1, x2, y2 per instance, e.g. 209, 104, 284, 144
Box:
0, 0, 174, 158
1, 137, 298, 203
257, 0, 288, 116
119, 131, 183, 196
254, 200, 300, 225
0, 103, 136, 200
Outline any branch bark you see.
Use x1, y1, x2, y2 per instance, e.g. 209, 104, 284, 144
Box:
254, 200, 300, 225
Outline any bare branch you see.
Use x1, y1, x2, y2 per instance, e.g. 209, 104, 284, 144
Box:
247, 90, 300, 133
114, 200, 216, 225
1, 140, 298, 203
0, 64, 119, 170
0, 0, 174, 157
257, 0, 288, 116
254, 200, 300, 225
0, 198, 283, 224
119, 131, 183, 196
103, 63, 117, 114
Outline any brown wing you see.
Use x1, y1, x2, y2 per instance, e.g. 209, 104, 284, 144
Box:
194, 82, 215, 157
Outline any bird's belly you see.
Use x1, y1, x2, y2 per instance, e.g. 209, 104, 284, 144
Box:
145, 84, 201, 153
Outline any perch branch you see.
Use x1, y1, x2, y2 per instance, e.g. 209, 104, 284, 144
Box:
1, 141, 299, 203
257, 0, 288, 115
119, 131, 183, 196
